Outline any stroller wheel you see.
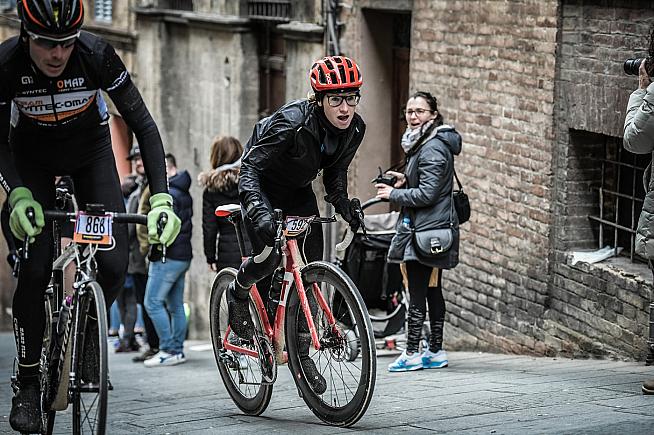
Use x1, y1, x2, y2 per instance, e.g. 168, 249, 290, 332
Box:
344, 329, 359, 362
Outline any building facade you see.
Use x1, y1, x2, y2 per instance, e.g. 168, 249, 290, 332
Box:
0, 0, 651, 363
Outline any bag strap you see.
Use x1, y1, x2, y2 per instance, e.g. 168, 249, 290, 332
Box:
453, 166, 463, 191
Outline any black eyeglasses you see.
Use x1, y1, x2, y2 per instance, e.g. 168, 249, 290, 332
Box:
405, 108, 434, 116
27, 30, 79, 50
326, 94, 361, 107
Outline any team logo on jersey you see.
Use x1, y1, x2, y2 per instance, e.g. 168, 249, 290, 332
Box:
21, 76, 33, 85
14, 90, 97, 123
57, 77, 85, 90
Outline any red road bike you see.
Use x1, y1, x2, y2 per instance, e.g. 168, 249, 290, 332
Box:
209, 204, 376, 427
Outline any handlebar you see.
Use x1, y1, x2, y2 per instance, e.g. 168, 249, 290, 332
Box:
43, 210, 148, 225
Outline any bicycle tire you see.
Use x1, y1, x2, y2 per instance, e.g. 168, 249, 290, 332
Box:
71, 281, 107, 435
285, 261, 376, 427
42, 291, 56, 435
209, 268, 273, 415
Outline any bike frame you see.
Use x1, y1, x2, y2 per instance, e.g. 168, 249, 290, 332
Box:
222, 221, 339, 365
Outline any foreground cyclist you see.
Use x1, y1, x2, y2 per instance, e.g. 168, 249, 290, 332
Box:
1, 1, 180, 432
228, 55, 366, 394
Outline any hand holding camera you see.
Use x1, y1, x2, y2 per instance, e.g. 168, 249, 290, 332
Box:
624, 57, 653, 89
372, 166, 397, 186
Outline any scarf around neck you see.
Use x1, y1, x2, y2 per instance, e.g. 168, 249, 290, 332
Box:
401, 119, 435, 154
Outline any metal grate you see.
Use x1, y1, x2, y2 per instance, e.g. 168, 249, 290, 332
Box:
94, 0, 112, 23
248, 0, 291, 22
588, 137, 649, 262
168, 0, 193, 11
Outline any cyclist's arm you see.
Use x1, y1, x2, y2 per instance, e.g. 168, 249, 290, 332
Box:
323, 121, 365, 206
100, 43, 168, 195
0, 100, 23, 193
238, 114, 294, 205
136, 185, 151, 255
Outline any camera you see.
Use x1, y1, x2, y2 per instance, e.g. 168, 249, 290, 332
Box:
371, 167, 397, 186
624, 57, 651, 76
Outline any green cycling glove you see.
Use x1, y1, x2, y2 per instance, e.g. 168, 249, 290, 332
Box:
8, 187, 45, 243
147, 192, 181, 247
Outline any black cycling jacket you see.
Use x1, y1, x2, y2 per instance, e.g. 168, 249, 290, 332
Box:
0, 31, 167, 194
239, 99, 366, 208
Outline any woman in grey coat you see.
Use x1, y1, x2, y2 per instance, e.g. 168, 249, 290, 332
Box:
376, 91, 462, 372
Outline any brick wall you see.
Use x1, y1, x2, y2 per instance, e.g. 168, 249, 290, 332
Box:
549, 0, 654, 359
410, 0, 560, 355
407, 0, 654, 359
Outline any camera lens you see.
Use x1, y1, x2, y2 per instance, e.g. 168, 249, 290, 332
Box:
624, 58, 644, 76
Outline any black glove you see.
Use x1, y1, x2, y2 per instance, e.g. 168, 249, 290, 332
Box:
245, 197, 277, 246
334, 197, 363, 232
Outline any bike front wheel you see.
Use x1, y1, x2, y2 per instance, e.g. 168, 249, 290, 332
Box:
71, 281, 108, 435
209, 268, 273, 415
285, 261, 376, 427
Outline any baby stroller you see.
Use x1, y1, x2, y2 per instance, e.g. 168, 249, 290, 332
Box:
336, 198, 429, 351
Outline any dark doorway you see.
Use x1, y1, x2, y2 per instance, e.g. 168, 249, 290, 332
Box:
390, 14, 411, 170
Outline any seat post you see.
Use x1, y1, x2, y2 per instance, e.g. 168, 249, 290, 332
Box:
229, 211, 247, 258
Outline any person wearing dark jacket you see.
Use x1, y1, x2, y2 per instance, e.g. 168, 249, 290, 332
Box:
376, 91, 461, 372
229, 56, 366, 394
143, 154, 193, 367
198, 135, 250, 272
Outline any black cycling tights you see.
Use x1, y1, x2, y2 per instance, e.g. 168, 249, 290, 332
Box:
242, 187, 324, 305
12, 138, 127, 375
405, 260, 445, 353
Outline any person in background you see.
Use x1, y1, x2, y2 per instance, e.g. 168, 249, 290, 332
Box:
143, 153, 193, 367
376, 91, 461, 372
198, 135, 249, 272
114, 174, 141, 353
125, 145, 160, 362
622, 28, 654, 395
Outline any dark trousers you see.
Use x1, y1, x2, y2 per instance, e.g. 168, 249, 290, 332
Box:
405, 260, 446, 353
12, 143, 127, 369
133, 272, 159, 350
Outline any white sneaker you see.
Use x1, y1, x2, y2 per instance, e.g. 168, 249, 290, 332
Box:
388, 350, 424, 372
422, 349, 448, 369
143, 351, 186, 368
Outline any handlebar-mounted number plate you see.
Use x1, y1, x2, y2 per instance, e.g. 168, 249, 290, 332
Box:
284, 216, 314, 237
73, 212, 113, 245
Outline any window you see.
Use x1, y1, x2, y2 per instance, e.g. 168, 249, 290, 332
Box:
165, 0, 194, 10
582, 132, 650, 262
248, 0, 291, 22
256, 24, 286, 118
94, 0, 112, 23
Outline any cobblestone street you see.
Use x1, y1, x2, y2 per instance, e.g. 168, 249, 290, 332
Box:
0, 333, 653, 434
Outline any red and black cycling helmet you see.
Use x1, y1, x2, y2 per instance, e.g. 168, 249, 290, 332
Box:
310, 56, 363, 93
18, 0, 84, 38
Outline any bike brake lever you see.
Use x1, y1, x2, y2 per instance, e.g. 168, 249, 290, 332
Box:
157, 213, 168, 263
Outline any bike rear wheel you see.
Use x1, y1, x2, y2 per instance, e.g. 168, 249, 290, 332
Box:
286, 261, 376, 427
209, 268, 273, 415
71, 281, 107, 435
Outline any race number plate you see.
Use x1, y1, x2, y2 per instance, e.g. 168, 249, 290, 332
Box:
73, 212, 113, 245
284, 216, 314, 237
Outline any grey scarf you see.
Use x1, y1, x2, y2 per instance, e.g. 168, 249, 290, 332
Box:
400, 120, 435, 153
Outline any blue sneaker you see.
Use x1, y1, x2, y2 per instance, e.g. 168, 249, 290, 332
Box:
388, 350, 424, 372
422, 349, 448, 369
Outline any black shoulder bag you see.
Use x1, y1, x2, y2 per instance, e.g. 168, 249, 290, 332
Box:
452, 167, 471, 224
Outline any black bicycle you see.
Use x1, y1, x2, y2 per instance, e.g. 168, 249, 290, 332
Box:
11, 192, 147, 435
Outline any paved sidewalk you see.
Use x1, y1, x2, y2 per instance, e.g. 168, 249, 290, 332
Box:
0, 332, 653, 434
